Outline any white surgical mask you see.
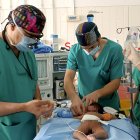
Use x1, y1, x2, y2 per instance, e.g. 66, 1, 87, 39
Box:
83, 49, 90, 55
89, 46, 100, 56
84, 46, 100, 56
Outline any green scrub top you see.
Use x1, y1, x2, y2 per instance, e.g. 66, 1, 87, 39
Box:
0, 39, 38, 140
132, 67, 140, 127
67, 38, 124, 110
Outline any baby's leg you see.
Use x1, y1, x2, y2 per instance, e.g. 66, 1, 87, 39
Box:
91, 121, 108, 139
73, 121, 92, 140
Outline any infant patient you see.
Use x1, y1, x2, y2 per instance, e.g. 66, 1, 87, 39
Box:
73, 103, 117, 140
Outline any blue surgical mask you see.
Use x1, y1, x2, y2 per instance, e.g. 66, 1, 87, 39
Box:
6, 32, 37, 52
89, 46, 100, 56
15, 36, 37, 52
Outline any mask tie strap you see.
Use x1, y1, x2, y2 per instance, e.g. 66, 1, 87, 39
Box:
11, 12, 24, 36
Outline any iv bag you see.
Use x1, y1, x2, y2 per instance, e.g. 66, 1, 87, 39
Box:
125, 27, 140, 52
124, 27, 140, 70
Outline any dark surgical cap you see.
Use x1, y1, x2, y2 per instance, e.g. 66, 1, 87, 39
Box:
75, 22, 100, 46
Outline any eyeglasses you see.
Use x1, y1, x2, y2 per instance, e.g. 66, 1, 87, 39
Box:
24, 29, 43, 39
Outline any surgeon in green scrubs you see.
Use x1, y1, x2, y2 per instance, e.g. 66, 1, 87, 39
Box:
64, 22, 124, 116
0, 5, 54, 140
132, 68, 140, 127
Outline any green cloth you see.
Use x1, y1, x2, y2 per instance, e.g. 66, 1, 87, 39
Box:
132, 67, 140, 127
0, 39, 38, 140
67, 38, 124, 110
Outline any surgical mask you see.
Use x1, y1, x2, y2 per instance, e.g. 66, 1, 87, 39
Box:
84, 45, 100, 56
16, 36, 37, 52
11, 12, 37, 52
89, 46, 100, 56
83, 49, 90, 55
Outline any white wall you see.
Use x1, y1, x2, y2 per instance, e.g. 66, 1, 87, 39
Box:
53, 1, 140, 47
54, 0, 140, 7
54, 5, 140, 47
0, 0, 54, 40
0, 0, 140, 48
75, 0, 140, 7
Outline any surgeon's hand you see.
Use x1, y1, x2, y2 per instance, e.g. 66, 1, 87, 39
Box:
82, 91, 100, 107
71, 95, 85, 116
24, 100, 54, 119
42, 102, 54, 119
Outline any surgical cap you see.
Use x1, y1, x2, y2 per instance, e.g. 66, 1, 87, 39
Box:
75, 22, 100, 46
8, 5, 46, 38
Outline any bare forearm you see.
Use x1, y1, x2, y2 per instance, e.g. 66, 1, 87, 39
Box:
97, 79, 121, 98
133, 93, 138, 105
34, 84, 42, 100
0, 102, 26, 116
64, 78, 78, 101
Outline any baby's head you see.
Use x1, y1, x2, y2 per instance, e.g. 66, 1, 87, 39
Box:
87, 103, 103, 113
